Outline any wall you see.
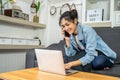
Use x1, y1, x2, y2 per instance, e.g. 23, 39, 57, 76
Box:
0, 0, 40, 39
43, 0, 83, 46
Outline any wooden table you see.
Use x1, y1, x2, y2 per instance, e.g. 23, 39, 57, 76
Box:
0, 68, 120, 80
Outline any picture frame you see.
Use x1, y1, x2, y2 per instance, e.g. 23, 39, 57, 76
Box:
86, 9, 104, 22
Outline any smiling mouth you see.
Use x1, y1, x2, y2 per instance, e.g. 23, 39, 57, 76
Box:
68, 28, 73, 34
66, 30, 70, 34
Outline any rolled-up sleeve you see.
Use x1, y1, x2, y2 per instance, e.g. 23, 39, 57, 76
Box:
64, 44, 76, 57
79, 28, 98, 66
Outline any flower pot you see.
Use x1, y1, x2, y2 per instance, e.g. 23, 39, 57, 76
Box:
33, 14, 39, 23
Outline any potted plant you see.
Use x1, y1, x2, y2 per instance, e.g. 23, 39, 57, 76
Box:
33, 0, 40, 23
0, 0, 16, 15
0, 0, 3, 15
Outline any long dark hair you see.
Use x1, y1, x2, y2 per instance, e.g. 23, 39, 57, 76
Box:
59, 9, 78, 26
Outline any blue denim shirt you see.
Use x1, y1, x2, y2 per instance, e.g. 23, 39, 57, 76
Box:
64, 23, 117, 66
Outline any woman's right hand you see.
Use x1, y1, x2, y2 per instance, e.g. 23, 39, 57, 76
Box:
64, 62, 72, 70
61, 29, 70, 47
61, 28, 70, 39
61, 28, 65, 37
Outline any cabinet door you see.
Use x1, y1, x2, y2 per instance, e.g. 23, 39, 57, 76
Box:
114, 11, 120, 27
12, 38, 27, 45
0, 37, 12, 44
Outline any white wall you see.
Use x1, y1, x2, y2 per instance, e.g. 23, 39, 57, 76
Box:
0, 0, 39, 39
42, 0, 83, 46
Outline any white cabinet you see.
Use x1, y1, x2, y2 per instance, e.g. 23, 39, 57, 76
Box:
27, 39, 40, 45
12, 38, 27, 45
0, 37, 44, 49
82, 0, 120, 27
0, 37, 12, 44
114, 11, 120, 26
113, 0, 120, 27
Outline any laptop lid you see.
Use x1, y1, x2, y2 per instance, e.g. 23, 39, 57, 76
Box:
35, 49, 66, 75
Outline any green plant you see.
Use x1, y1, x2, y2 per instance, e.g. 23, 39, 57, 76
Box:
0, 0, 2, 5
0, 0, 15, 15
36, 0, 40, 14
0, 0, 16, 7
3, 0, 16, 6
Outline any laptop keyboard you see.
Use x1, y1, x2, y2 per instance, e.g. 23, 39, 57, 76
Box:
65, 69, 72, 74
65, 69, 79, 74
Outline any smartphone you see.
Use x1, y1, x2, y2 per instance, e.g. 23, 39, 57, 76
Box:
64, 31, 70, 37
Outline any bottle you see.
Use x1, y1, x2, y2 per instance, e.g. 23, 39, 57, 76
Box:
30, 0, 36, 13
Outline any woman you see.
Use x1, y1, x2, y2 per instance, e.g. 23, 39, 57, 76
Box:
59, 10, 117, 71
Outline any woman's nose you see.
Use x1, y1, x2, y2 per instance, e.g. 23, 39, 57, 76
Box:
64, 26, 68, 30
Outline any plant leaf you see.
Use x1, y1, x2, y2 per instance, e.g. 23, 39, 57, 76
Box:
0, 0, 1, 2
36, 1, 40, 13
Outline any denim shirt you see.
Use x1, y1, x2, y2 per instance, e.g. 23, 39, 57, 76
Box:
64, 23, 117, 66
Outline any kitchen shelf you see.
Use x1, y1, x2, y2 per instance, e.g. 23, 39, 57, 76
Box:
0, 15, 46, 28
0, 44, 45, 49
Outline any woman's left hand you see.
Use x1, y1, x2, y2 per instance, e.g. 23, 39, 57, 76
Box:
64, 62, 72, 69
64, 60, 82, 69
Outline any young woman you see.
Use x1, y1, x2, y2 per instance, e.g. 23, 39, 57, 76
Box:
59, 10, 117, 71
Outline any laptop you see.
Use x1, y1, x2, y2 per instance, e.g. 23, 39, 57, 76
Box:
35, 49, 79, 75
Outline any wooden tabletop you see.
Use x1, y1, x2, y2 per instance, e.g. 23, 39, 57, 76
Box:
0, 68, 120, 80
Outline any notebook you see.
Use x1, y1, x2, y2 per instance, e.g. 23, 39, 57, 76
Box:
35, 49, 78, 75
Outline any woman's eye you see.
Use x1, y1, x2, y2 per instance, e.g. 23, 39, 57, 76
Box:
61, 25, 65, 29
66, 24, 69, 26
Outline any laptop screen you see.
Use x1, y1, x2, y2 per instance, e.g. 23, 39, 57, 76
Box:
35, 49, 66, 75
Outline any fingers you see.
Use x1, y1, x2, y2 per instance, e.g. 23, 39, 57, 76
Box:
61, 28, 70, 41
61, 28, 65, 36
65, 64, 71, 69
64, 63, 72, 70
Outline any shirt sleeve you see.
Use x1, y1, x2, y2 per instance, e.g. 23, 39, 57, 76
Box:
79, 27, 98, 66
64, 44, 77, 57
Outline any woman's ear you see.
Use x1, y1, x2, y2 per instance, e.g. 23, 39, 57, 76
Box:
74, 19, 78, 24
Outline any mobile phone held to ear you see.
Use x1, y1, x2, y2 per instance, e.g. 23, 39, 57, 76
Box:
64, 31, 70, 37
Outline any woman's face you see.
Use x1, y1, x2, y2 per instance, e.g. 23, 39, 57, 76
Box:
60, 18, 77, 35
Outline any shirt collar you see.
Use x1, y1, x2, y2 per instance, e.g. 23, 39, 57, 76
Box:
77, 23, 83, 40
70, 23, 83, 40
